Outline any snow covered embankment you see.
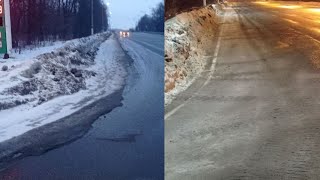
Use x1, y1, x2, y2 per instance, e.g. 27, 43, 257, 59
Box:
0, 33, 127, 143
0, 34, 108, 110
165, 5, 224, 105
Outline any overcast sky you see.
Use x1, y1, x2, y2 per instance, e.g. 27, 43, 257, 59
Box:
104, 0, 163, 30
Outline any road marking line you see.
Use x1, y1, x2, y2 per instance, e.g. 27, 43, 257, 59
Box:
165, 15, 226, 120
203, 14, 226, 87
203, 30, 223, 86
165, 102, 188, 120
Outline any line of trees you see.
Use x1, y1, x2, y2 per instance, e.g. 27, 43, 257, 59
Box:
10, 0, 109, 48
165, 0, 215, 20
135, 2, 164, 32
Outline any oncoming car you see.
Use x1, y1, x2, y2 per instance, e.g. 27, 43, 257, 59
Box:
120, 31, 130, 37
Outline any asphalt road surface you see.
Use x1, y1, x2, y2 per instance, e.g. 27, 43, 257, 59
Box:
0, 32, 164, 180
127, 32, 164, 56
166, 2, 320, 180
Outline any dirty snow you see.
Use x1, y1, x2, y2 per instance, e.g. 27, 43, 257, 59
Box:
0, 34, 127, 142
0, 42, 65, 93
165, 5, 223, 105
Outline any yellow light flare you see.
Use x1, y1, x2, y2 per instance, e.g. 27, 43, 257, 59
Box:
254, 1, 268, 4
254, 2, 301, 9
311, 27, 320, 34
307, 8, 320, 14
278, 5, 301, 9
253, 1, 276, 7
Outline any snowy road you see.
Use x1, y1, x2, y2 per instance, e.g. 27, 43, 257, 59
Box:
166, 2, 320, 179
0, 32, 164, 179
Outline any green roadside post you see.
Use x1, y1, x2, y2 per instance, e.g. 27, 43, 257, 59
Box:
0, 26, 7, 54
0, 0, 12, 59
0, 0, 7, 55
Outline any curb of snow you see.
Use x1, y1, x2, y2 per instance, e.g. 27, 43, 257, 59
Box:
165, 4, 225, 105
0, 33, 111, 111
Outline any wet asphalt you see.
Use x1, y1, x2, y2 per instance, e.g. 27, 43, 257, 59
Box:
0, 33, 164, 180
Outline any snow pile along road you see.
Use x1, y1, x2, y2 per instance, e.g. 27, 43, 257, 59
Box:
165, 5, 224, 105
0, 34, 108, 110
0, 33, 127, 143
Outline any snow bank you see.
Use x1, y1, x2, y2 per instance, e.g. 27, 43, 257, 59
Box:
0, 33, 127, 142
0, 34, 108, 110
165, 5, 224, 105
12, 41, 65, 60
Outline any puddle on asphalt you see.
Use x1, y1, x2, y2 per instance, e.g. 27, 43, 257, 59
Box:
95, 133, 143, 143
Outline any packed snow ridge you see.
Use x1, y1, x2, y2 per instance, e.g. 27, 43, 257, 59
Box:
0, 33, 127, 142
0, 34, 109, 110
165, 5, 224, 105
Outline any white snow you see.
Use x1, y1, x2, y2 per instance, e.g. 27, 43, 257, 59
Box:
12, 42, 65, 60
165, 6, 223, 106
165, 78, 195, 106
0, 34, 126, 142
0, 42, 65, 92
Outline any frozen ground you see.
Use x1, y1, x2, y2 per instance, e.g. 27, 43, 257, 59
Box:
165, 5, 224, 105
0, 33, 127, 143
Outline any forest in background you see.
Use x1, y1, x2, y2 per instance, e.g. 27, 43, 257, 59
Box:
10, 0, 109, 48
135, 2, 164, 32
165, 0, 215, 20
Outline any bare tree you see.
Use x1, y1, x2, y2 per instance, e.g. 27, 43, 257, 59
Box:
135, 2, 164, 32
10, 0, 110, 48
